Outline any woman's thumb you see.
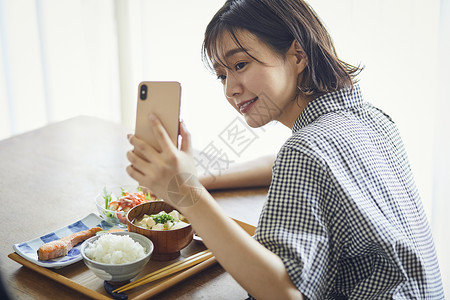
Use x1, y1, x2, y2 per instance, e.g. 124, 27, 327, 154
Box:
179, 120, 192, 154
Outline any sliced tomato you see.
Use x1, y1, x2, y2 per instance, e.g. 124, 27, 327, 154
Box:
117, 212, 127, 224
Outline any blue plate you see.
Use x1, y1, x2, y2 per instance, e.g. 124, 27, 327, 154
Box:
13, 213, 115, 269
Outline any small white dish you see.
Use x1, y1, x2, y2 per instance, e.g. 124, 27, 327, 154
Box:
12, 213, 113, 269
81, 231, 153, 282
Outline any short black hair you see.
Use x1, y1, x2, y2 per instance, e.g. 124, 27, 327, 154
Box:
202, 0, 362, 97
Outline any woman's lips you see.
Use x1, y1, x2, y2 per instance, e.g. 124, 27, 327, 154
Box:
238, 97, 258, 114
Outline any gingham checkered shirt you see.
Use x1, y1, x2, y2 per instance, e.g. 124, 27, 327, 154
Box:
253, 85, 444, 299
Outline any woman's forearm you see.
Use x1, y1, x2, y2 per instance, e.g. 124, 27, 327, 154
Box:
126, 120, 302, 298
198, 154, 275, 190
183, 190, 303, 300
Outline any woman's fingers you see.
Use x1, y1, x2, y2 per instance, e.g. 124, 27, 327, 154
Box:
126, 149, 147, 171
126, 116, 198, 202
149, 114, 177, 153
126, 164, 145, 183
179, 120, 193, 154
128, 133, 158, 162
126, 147, 152, 177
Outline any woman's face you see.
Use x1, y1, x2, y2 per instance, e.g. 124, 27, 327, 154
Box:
212, 30, 307, 128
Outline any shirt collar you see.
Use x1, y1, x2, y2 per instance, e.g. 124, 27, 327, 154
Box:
292, 84, 364, 133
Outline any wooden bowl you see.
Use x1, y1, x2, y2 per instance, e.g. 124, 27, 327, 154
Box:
126, 202, 194, 261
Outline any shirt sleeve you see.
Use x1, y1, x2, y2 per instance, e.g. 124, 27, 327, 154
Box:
253, 145, 334, 299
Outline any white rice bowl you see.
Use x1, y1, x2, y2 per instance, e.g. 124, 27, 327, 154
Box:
81, 231, 153, 282
84, 234, 146, 264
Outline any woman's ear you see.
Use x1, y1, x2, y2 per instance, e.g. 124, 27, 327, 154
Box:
288, 40, 308, 74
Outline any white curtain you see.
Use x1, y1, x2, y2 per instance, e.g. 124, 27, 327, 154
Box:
0, 0, 121, 138
1, 0, 448, 295
433, 0, 450, 296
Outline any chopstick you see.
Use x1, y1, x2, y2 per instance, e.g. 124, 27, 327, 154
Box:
113, 250, 214, 293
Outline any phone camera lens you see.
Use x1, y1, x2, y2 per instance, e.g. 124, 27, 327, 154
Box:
140, 85, 148, 100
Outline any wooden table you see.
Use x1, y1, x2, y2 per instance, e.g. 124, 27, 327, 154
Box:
0, 116, 267, 299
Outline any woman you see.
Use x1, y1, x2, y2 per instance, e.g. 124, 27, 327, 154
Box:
126, 0, 444, 298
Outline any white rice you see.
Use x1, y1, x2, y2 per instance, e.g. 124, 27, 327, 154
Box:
84, 234, 146, 264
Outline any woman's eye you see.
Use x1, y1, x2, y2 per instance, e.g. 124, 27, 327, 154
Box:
217, 74, 227, 82
235, 62, 247, 71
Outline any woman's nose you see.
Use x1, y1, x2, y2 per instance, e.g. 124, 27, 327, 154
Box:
224, 73, 242, 99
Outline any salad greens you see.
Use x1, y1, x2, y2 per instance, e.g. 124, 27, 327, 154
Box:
103, 187, 114, 217
101, 186, 159, 224
137, 186, 154, 201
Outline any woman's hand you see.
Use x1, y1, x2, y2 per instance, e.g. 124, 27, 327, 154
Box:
126, 114, 203, 208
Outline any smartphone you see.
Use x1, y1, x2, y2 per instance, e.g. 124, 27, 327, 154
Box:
135, 81, 181, 151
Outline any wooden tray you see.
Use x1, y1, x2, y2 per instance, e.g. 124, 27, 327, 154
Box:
8, 219, 255, 299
